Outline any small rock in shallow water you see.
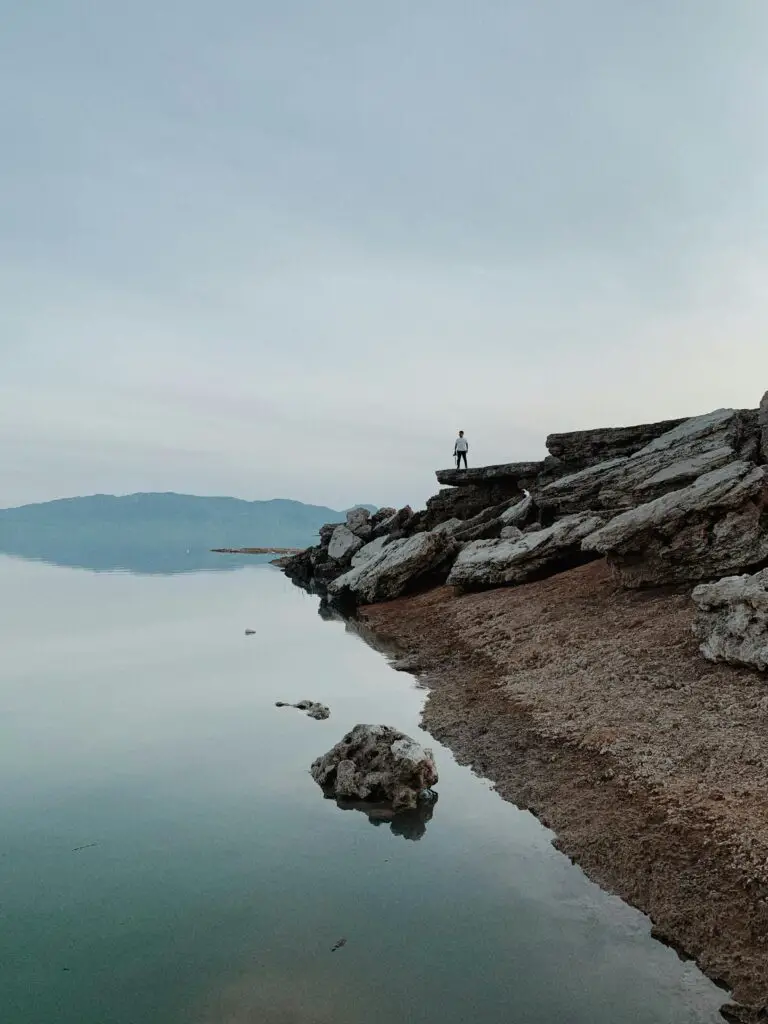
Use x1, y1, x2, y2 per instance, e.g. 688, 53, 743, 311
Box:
244, 629, 256, 635
311, 724, 438, 811
331, 937, 347, 952
276, 700, 330, 720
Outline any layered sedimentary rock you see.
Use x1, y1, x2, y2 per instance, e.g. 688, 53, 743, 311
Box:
692, 569, 768, 671
447, 513, 605, 591
545, 417, 689, 466
537, 409, 758, 518
583, 461, 768, 588
328, 531, 459, 604
284, 394, 768, 605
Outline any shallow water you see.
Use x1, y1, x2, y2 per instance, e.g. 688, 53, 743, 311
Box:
0, 552, 726, 1023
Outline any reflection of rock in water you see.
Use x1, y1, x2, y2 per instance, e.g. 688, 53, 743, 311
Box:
333, 795, 437, 841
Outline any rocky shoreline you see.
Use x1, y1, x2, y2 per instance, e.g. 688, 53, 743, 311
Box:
280, 396, 768, 1020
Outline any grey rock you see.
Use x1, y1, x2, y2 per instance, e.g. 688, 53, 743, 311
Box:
430, 517, 465, 537
692, 569, 768, 671
760, 391, 768, 463
583, 461, 768, 588
371, 505, 414, 539
447, 512, 605, 591
499, 494, 535, 526
436, 461, 543, 488
328, 524, 364, 563
311, 724, 438, 811
318, 522, 341, 547
351, 535, 391, 566
275, 699, 331, 720
329, 530, 459, 604
500, 525, 524, 540
346, 506, 372, 535
546, 417, 689, 466
538, 408, 758, 516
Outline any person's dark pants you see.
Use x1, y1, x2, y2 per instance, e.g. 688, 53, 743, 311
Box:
456, 451, 468, 469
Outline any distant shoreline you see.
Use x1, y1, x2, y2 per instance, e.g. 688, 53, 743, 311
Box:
211, 546, 303, 555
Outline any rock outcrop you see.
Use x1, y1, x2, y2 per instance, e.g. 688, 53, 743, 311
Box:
327, 524, 364, 563
311, 724, 438, 812
447, 513, 605, 591
329, 531, 459, 605
283, 393, 768, 604
436, 461, 544, 488
583, 461, 768, 588
545, 417, 689, 467
537, 409, 757, 518
692, 570, 768, 671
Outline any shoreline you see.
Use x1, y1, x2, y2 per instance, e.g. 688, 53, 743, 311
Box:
357, 561, 768, 1020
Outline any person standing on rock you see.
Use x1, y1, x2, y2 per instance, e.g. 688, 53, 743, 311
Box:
454, 430, 469, 470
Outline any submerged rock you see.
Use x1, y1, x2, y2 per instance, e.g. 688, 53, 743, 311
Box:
447, 513, 605, 591
311, 724, 438, 811
275, 699, 330, 720
583, 461, 768, 588
692, 569, 768, 671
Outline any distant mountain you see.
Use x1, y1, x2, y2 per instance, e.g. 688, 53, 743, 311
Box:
0, 493, 374, 575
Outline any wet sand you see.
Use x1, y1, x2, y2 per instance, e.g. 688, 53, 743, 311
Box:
360, 560, 768, 1018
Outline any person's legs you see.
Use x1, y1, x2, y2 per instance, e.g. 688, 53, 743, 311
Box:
459, 451, 467, 469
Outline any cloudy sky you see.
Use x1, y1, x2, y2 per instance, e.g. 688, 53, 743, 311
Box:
3, 1, 768, 511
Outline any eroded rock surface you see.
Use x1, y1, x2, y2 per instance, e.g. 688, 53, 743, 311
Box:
328, 524, 364, 563
545, 417, 688, 466
584, 461, 768, 588
692, 569, 768, 671
329, 531, 459, 604
311, 724, 438, 811
447, 513, 605, 591
538, 409, 757, 517
275, 700, 331, 720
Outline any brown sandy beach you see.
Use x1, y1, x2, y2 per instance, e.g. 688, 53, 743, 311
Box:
359, 561, 768, 1018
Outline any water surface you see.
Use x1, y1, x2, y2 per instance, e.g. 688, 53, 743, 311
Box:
0, 553, 725, 1022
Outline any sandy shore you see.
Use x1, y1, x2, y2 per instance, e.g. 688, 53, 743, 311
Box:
359, 560, 768, 1018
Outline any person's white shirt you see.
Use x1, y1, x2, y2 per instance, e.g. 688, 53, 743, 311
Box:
454, 435, 469, 452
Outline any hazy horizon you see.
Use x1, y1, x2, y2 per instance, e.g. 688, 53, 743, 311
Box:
4, 2, 768, 512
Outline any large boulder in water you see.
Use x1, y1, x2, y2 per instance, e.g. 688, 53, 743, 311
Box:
328, 530, 458, 604
311, 724, 438, 812
583, 461, 768, 588
692, 569, 768, 671
447, 512, 605, 591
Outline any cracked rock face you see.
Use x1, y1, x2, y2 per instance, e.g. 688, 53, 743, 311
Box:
692, 569, 768, 671
447, 512, 605, 591
537, 408, 758, 517
328, 524, 364, 563
583, 461, 768, 588
311, 724, 438, 812
328, 531, 459, 604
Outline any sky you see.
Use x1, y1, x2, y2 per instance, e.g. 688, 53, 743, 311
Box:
3, 1, 768, 511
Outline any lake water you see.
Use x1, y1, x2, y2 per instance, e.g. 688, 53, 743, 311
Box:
0, 552, 726, 1023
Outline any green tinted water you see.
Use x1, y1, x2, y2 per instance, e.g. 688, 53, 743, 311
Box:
0, 554, 725, 1022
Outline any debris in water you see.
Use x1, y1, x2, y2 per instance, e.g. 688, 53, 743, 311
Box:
72, 843, 98, 852
331, 938, 347, 952
244, 629, 256, 636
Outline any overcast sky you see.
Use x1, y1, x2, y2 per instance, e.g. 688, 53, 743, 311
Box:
3, 1, 768, 510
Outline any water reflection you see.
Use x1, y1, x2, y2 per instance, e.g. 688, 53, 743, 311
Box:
333, 795, 438, 841
0, 538, 274, 574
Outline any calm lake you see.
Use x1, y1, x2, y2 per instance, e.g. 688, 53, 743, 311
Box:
0, 551, 726, 1023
